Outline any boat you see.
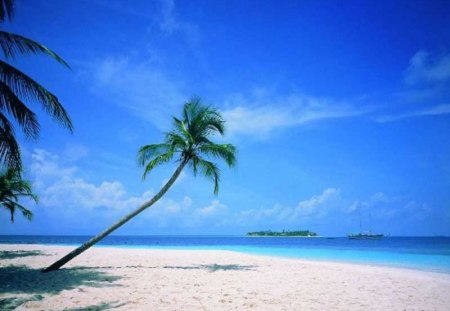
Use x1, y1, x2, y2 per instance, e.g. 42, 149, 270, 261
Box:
348, 206, 384, 240
347, 232, 384, 240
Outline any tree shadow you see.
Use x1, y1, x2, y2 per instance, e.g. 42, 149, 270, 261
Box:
0, 296, 126, 311
72, 264, 257, 272
162, 264, 257, 272
0, 265, 121, 295
61, 301, 127, 311
0, 250, 47, 260
202, 264, 256, 272
0, 294, 44, 311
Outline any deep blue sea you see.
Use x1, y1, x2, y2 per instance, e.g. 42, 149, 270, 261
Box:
1, 235, 449, 273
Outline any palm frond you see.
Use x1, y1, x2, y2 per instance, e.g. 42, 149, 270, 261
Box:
196, 157, 220, 195
183, 97, 201, 127
0, 0, 14, 22
188, 155, 200, 176
190, 105, 225, 140
142, 150, 175, 180
3, 201, 15, 222
137, 143, 171, 166
0, 167, 37, 222
0, 60, 73, 131
199, 143, 236, 167
11, 179, 38, 203
0, 112, 20, 170
0, 31, 70, 67
172, 116, 193, 143
4, 199, 32, 221
200, 107, 225, 136
165, 131, 187, 150
0, 82, 39, 138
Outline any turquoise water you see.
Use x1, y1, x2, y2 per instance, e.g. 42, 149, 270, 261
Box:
1, 235, 449, 273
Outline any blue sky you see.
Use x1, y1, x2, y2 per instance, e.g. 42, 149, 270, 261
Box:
1, 0, 449, 236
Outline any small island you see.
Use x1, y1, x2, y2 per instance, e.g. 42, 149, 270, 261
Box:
246, 230, 318, 237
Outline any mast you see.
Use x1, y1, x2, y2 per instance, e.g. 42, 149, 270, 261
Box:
359, 207, 362, 233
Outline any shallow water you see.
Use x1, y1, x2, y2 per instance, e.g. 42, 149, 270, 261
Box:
1, 235, 449, 273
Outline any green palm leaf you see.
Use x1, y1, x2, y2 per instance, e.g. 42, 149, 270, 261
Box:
196, 157, 220, 195
0, 82, 39, 138
141, 150, 175, 179
0, 0, 13, 22
0, 167, 37, 222
0, 31, 70, 67
137, 143, 172, 166
199, 143, 236, 167
3, 199, 33, 222
0, 113, 20, 170
0, 0, 72, 171
0, 60, 73, 131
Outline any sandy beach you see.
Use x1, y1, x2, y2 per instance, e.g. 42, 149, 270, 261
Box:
0, 244, 449, 310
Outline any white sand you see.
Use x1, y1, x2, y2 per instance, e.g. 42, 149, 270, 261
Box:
0, 244, 449, 310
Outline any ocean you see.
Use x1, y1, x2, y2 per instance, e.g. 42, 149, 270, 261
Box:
1, 235, 449, 273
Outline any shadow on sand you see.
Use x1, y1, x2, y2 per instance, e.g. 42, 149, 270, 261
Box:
0, 265, 121, 294
163, 264, 257, 272
61, 301, 127, 311
64, 264, 257, 272
0, 297, 125, 311
0, 265, 123, 310
0, 250, 47, 260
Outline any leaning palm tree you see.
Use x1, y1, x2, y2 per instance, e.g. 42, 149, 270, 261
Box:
0, 167, 38, 222
43, 98, 236, 272
0, 0, 73, 171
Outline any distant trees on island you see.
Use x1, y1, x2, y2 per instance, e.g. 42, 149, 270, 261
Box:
246, 230, 318, 237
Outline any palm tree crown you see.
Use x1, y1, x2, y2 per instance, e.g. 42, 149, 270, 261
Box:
0, 167, 38, 222
0, 0, 72, 171
138, 98, 236, 194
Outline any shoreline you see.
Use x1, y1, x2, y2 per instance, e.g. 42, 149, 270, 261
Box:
1, 242, 449, 275
1, 243, 448, 276
1, 244, 449, 310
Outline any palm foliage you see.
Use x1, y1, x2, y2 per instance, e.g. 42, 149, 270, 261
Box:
43, 98, 236, 272
138, 97, 236, 194
0, 0, 72, 171
0, 0, 13, 22
0, 167, 38, 222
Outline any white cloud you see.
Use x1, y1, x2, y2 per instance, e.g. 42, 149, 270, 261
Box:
194, 199, 227, 217
31, 149, 77, 185
376, 104, 450, 122
222, 93, 370, 137
62, 144, 89, 162
158, 0, 200, 47
293, 188, 340, 219
30, 149, 230, 228
90, 56, 186, 130
238, 188, 341, 225
346, 192, 432, 221
405, 51, 450, 86
139, 197, 228, 228
31, 149, 152, 210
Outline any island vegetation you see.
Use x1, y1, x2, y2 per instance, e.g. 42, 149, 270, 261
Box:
246, 230, 318, 237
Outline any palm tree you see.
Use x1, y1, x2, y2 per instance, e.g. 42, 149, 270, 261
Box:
43, 98, 237, 272
0, 0, 73, 171
0, 167, 38, 222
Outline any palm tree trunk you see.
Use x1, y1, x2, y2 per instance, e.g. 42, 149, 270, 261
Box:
42, 160, 187, 272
